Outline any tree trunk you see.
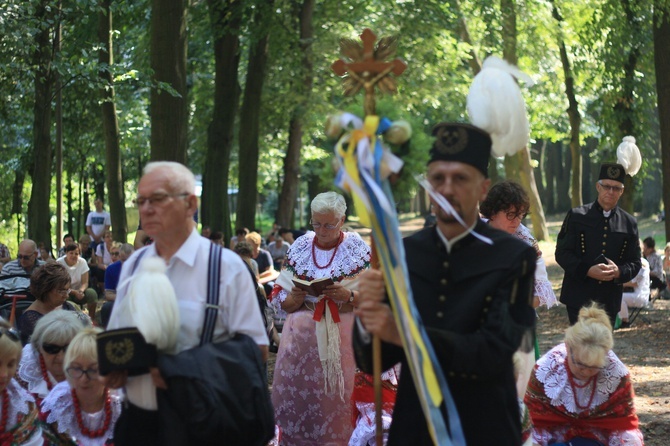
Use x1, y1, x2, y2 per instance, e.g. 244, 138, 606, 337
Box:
533, 139, 546, 202
655, 2, 670, 238
557, 142, 572, 211
99, 0, 127, 241
27, 0, 56, 251
500, 0, 549, 240
276, 0, 314, 229
66, 176, 74, 236
545, 141, 556, 214
616, 0, 641, 213
202, 0, 242, 242
551, 0, 582, 207
150, 0, 188, 163
236, 2, 273, 230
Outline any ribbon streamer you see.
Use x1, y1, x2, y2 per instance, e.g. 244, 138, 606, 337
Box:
335, 115, 465, 446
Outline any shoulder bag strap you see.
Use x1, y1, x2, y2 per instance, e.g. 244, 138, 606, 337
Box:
200, 243, 222, 346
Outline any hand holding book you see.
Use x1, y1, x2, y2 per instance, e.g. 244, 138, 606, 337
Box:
291, 277, 334, 297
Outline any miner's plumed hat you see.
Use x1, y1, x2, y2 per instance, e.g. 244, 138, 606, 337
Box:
598, 163, 626, 184
429, 123, 492, 177
427, 56, 534, 177
598, 136, 642, 184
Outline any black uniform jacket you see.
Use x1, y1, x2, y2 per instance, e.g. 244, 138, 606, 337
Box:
555, 201, 641, 312
354, 221, 537, 446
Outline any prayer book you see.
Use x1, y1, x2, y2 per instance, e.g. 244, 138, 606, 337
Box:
291, 277, 334, 296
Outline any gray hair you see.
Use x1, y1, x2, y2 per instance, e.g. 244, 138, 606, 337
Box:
31, 310, 89, 352
311, 192, 346, 218
119, 243, 134, 256
143, 161, 196, 195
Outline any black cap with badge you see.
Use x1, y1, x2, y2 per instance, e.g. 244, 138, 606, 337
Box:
428, 123, 493, 177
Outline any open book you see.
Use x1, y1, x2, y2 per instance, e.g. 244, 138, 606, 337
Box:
291, 277, 334, 296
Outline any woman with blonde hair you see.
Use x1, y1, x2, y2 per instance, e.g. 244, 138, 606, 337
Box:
0, 319, 42, 444
40, 327, 122, 445
524, 303, 643, 445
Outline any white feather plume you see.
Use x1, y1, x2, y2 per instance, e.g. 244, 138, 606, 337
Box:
467, 56, 533, 158
122, 256, 180, 353
616, 136, 642, 177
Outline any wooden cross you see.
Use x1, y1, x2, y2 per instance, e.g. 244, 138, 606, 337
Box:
331, 28, 407, 116
331, 28, 407, 446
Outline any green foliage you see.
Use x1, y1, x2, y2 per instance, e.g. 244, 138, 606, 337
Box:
0, 0, 666, 237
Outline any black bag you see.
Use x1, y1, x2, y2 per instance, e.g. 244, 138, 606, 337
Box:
156, 244, 275, 446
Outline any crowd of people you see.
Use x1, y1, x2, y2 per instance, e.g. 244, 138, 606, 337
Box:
0, 149, 658, 446
0, 127, 658, 444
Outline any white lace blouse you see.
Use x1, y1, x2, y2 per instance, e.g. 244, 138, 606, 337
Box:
41, 381, 122, 446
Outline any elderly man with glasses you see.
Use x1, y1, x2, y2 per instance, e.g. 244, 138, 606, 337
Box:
103, 161, 268, 445
1, 239, 45, 276
555, 162, 642, 326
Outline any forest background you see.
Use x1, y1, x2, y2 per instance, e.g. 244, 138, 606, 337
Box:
2, 0, 670, 254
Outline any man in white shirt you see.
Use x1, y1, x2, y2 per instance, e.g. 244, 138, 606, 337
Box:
85, 197, 111, 250
104, 161, 268, 445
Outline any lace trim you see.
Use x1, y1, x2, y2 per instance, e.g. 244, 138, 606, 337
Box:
3, 379, 36, 429
535, 344, 627, 413
17, 344, 57, 399
41, 381, 122, 446
277, 232, 370, 305
514, 225, 557, 309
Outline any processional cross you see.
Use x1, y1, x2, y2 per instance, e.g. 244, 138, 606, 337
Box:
331, 28, 407, 116
331, 28, 406, 445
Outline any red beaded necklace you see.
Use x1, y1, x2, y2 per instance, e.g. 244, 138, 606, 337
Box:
72, 388, 112, 439
312, 232, 344, 269
0, 389, 8, 433
39, 354, 53, 391
566, 362, 598, 410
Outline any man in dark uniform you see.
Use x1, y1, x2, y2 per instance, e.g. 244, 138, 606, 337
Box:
354, 123, 537, 445
555, 163, 641, 326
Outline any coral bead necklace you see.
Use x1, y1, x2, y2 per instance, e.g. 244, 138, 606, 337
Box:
39, 354, 53, 391
0, 389, 8, 433
71, 388, 112, 439
566, 363, 597, 410
312, 232, 344, 269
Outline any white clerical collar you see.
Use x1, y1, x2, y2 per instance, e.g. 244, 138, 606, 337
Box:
603, 209, 612, 218
435, 220, 477, 253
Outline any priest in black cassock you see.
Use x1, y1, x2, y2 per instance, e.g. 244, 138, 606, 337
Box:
555, 137, 642, 326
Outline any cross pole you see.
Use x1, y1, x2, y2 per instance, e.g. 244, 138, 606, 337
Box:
331, 28, 406, 445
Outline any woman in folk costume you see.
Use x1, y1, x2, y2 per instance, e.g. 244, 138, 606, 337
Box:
0, 319, 42, 445
524, 303, 643, 445
271, 191, 371, 445
40, 328, 122, 445
18, 310, 88, 406
348, 364, 400, 446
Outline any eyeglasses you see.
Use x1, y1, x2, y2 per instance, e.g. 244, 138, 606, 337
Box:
42, 343, 69, 355
598, 181, 624, 193
56, 287, 72, 296
310, 219, 340, 230
133, 192, 190, 208
111, 251, 120, 256
505, 211, 528, 221
570, 352, 605, 371
0, 327, 20, 343
66, 366, 100, 380
16, 254, 35, 260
